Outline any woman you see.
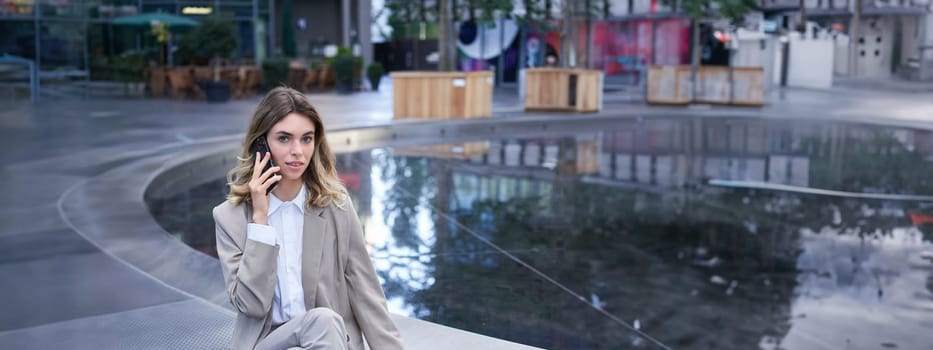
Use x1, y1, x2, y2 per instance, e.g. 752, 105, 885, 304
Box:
213, 87, 404, 350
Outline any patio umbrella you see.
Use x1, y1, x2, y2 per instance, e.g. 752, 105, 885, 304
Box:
112, 12, 200, 27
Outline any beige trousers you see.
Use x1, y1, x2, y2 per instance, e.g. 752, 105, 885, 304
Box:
254, 308, 349, 350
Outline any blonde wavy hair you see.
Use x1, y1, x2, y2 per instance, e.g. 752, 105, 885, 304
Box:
226, 87, 348, 209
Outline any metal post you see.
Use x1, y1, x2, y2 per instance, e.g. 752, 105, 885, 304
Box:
586, 0, 592, 69
84, 18, 90, 99
342, 0, 351, 47
919, 16, 928, 80
799, 0, 807, 35
519, 24, 526, 97
34, 0, 40, 102
359, 0, 372, 69
253, 0, 260, 64
690, 18, 699, 102
560, 1, 569, 67
30, 60, 38, 104
167, 33, 174, 67
497, 18, 504, 85
651, 18, 659, 64
269, 0, 276, 56
850, 0, 862, 77
728, 36, 735, 103
480, 22, 485, 69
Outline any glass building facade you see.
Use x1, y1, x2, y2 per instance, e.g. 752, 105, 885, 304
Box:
0, 0, 270, 78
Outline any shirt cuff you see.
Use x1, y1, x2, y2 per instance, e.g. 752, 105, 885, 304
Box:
247, 223, 277, 246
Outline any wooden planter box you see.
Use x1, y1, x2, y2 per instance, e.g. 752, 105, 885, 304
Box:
730, 67, 765, 106
524, 68, 603, 113
391, 71, 493, 120
147, 67, 167, 97
647, 65, 764, 106
646, 65, 692, 105
695, 66, 765, 106
393, 141, 490, 159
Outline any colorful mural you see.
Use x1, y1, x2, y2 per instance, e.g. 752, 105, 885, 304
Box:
454, 18, 691, 85
589, 18, 690, 83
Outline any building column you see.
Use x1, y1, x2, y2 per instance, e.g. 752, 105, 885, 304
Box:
922, 13, 932, 80
268, 0, 276, 56
253, 0, 260, 63
341, 0, 351, 47
849, 0, 862, 77
358, 0, 372, 67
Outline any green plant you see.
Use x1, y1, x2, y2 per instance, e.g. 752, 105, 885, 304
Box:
366, 62, 384, 83
337, 46, 353, 57
353, 56, 363, 84
178, 17, 238, 66
332, 54, 356, 84
325, 46, 363, 71
261, 57, 290, 89
308, 58, 326, 70
111, 51, 148, 83
89, 55, 111, 80
671, 0, 756, 21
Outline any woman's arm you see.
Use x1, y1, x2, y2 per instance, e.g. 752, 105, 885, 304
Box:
344, 202, 405, 350
214, 205, 278, 319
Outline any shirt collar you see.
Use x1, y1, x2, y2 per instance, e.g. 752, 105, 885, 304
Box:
268, 184, 308, 216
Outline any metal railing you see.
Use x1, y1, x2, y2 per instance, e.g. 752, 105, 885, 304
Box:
920, 46, 933, 81
0, 54, 39, 104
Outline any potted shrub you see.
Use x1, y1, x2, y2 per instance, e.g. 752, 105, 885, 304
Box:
332, 53, 355, 94
111, 50, 149, 96
261, 57, 290, 90
178, 17, 237, 102
366, 62, 384, 91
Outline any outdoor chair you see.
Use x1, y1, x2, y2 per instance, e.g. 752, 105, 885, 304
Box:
166, 68, 198, 99
302, 69, 319, 92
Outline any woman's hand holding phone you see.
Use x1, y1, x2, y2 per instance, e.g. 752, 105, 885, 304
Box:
249, 151, 281, 224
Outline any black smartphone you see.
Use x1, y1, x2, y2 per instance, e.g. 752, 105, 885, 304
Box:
250, 136, 279, 194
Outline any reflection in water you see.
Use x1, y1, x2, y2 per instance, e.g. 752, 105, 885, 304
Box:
148, 118, 933, 349
146, 179, 227, 257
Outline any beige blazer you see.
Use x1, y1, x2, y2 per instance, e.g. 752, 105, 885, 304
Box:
213, 198, 405, 350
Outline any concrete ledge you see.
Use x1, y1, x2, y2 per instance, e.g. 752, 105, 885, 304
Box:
57, 108, 933, 349
62, 118, 601, 349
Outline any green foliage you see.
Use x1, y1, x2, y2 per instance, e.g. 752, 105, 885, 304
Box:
385, 0, 419, 23
308, 58, 326, 70
386, 0, 519, 36
332, 53, 356, 83
261, 57, 290, 89
716, 0, 758, 23
337, 46, 353, 56
366, 62, 385, 83
91, 51, 148, 82
111, 51, 149, 82
474, 0, 513, 24
89, 56, 110, 80
324, 46, 362, 83
386, 0, 419, 40
150, 22, 169, 44
178, 17, 238, 64
516, 0, 550, 27
387, 21, 439, 40
664, 0, 756, 21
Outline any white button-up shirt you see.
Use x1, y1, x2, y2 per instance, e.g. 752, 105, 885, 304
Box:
246, 185, 307, 326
